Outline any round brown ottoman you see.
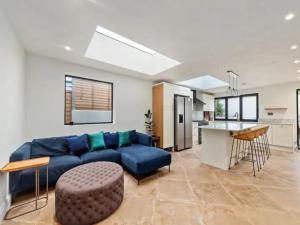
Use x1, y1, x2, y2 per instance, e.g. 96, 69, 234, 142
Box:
55, 162, 124, 225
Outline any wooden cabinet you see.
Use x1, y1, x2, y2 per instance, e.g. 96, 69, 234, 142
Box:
152, 82, 192, 149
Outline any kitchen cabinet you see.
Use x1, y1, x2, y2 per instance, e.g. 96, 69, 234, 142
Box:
199, 93, 214, 111
153, 82, 193, 149
272, 124, 294, 148
258, 123, 295, 150
193, 122, 199, 145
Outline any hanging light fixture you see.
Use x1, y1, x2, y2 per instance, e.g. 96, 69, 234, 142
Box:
226, 70, 239, 96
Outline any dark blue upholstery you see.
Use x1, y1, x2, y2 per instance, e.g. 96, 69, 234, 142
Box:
9, 143, 32, 197
80, 149, 121, 164
9, 132, 171, 196
103, 132, 119, 149
117, 144, 171, 176
66, 134, 89, 156
136, 132, 152, 146
31, 135, 75, 158
10, 155, 81, 196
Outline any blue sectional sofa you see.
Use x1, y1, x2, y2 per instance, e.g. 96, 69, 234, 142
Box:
9, 132, 171, 197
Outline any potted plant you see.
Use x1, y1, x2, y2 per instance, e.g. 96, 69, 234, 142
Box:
144, 109, 153, 135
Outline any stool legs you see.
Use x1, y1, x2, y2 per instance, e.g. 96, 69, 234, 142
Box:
249, 141, 256, 176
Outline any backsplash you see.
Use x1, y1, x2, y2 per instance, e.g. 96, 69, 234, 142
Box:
258, 118, 296, 124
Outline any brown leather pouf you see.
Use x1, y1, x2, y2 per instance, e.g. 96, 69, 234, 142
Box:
55, 162, 124, 225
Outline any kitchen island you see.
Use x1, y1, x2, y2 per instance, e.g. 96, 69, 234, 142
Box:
199, 121, 265, 170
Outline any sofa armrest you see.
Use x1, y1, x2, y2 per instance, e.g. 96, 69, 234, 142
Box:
9, 142, 32, 198
136, 132, 152, 147
9, 142, 32, 162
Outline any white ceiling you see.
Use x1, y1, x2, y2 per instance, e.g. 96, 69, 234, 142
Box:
1, 0, 300, 92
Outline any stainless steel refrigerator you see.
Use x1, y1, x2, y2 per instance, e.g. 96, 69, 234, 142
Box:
174, 95, 193, 151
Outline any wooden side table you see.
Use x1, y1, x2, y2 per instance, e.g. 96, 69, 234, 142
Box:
0, 157, 50, 219
152, 136, 160, 148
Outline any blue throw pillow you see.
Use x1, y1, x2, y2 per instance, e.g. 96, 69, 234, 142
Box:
104, 132, 119, 149
66, 134, 89, 156
31, 135, 76, 158
129, 130, 137, 143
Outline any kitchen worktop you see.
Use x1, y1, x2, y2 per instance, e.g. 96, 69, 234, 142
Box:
199, 121, 262, 132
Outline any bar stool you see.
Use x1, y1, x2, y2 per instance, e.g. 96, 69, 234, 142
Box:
229, 127, 270, 176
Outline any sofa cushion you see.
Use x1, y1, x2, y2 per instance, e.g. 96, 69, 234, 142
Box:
129, 130, 137, 143
118, 131, 131, 147
104, 132, 119, 149
80, 149, 121, 164
117, 144, 171, 175
88, 131, 106, 151
31, 135, 75, 158
19, 155, 81, 192
67, 134, 89, 156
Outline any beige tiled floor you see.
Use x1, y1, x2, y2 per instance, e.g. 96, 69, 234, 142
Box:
3, 146, 300, 225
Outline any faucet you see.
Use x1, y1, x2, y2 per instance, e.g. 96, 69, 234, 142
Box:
235, 112, 240, 122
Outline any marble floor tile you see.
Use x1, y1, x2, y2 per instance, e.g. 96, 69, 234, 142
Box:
2, 147, 300, 225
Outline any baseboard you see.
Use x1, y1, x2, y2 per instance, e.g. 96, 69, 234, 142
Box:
0, 194, 11, 222
270, 145, 295, 152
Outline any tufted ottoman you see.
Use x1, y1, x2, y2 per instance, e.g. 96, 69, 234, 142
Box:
55, 162, 124, 225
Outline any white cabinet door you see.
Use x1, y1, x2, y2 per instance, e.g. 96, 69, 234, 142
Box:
272, 124, 293, 147
163, 83, 174, 107
163, 106, 174, 148
202, 94, 214, 111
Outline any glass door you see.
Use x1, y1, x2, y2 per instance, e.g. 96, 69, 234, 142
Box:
297, 89, 300, 149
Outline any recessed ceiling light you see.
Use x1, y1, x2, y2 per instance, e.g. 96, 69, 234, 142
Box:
285, 13, 295, 21
65, 46, 71, 51
298, 76, 300, 79
294, 59, 300, 64
291, 45, 298, 50
297, 69, 300, 73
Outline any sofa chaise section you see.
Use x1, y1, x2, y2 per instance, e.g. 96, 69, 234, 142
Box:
117, 143, 171, 182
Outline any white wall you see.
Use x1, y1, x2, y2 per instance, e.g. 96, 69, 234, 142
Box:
25, 54, 152, 140
0, 10, 26, 220
215, 81, 300, 121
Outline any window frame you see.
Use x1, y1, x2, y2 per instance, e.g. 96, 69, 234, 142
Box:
64, 74, 114, 125
214, 93, 259, 122
214, 97, 227, 121
240, 93, 259, 122
226, 96, 240, 121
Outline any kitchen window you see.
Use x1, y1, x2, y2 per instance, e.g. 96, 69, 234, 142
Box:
215, 98, 226, 119
214, 93, 258, 122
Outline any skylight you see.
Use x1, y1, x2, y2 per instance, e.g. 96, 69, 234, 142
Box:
85, 26, 180, 75
178, 75, 228, 90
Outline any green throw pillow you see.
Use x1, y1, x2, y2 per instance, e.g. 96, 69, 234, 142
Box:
88, 131, 106, 151
118, 131, 131, 147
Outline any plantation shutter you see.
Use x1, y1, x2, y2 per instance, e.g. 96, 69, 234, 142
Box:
73, 79, 112, 111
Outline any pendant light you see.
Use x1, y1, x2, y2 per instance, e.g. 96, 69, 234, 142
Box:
226, 70, 239, 96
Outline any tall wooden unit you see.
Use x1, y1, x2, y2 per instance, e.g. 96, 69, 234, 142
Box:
152, 84, 164, 148
152, 82, 192, 150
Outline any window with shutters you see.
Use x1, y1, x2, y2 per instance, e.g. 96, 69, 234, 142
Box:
64, 75, 113, 125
